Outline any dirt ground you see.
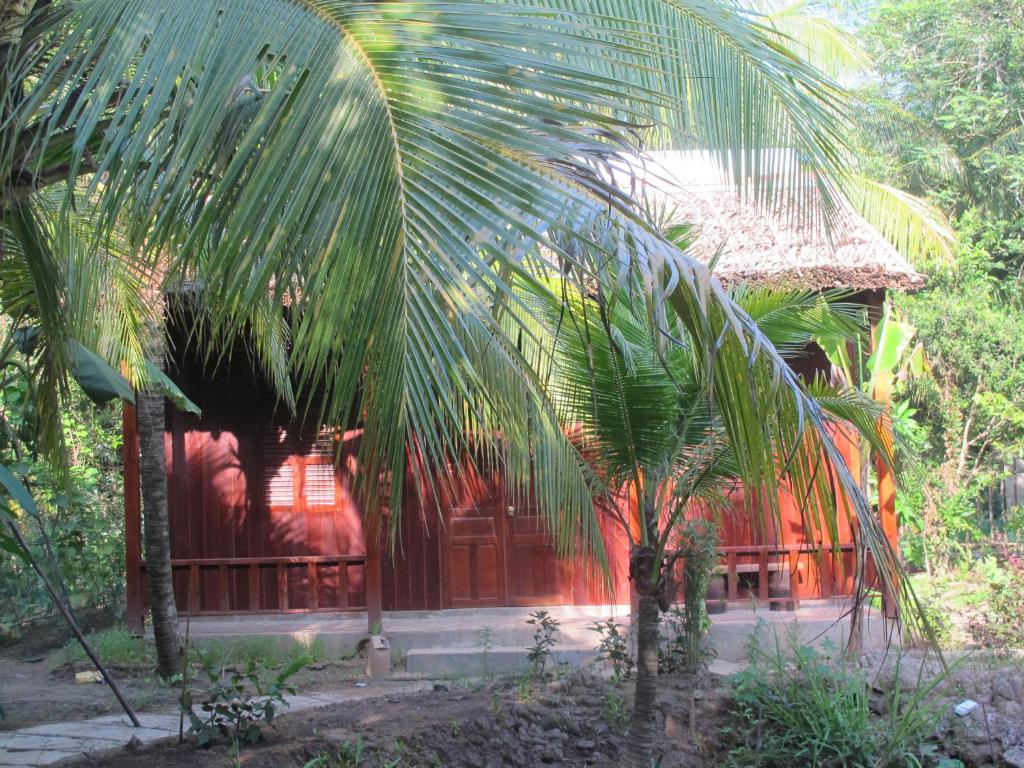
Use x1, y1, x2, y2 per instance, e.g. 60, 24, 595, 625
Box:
6, 642, 1024, 767
0, 652, 365, 732
59, 670, 731, 768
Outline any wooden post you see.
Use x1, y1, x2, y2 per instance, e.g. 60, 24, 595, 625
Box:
788, 549, 801, 610
123, 403, 144, 636
873, 371, 899, 618
365, 519, 384, 634
868, 290, 899, 619
874, 376, 898, 551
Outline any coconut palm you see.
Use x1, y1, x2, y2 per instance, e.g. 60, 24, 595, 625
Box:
527, 280, 900, 766
0, 0, 930, 707
0, 0, 853, 513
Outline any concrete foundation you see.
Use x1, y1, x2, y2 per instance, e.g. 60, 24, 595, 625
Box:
175, 600, 887, 676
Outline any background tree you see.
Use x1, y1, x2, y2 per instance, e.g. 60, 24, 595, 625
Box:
842, 0, 1024, 561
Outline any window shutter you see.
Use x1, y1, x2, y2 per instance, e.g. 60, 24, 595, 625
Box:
304, 463, 336, 507
263, 426, 295, 508
302, 426, 337, 508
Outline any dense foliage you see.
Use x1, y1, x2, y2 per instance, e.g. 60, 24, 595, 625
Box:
0, 381, 124, 636
851, 0, 1024, 566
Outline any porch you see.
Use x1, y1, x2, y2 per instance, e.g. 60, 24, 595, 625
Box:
127, 538, 860, 636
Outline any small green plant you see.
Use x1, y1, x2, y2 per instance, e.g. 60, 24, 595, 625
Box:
381, 739, 410, 768
526, 609, 560, 677
590, 618, 634, 682
661, 520, 718, 674
335, 737, 368, 767
726, 632, 949, 767
516, 675, 534, 703
478, 625, 494, 677
183, 650, 311, 766
303, 738, 398, 768
488, 690, 506, 721
603, 690, 629, 729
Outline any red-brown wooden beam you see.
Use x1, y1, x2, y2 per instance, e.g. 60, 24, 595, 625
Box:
365, 516, 384, 634
867, 289, 899, 618
874, 371, 899, 618
123, 403, 144, 635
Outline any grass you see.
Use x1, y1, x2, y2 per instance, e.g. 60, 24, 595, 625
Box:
53, 627, 154, 668
726, 628, 950, 768
197, 635, 329, 669
53, 626, 335, 672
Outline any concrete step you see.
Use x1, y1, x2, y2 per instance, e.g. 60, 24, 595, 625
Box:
405, 645, 601, 676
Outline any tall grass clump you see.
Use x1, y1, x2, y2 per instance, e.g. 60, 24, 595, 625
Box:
727, 630, 948, 767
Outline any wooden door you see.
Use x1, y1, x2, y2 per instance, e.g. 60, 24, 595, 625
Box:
505, 504, 567, 606
443, 499, 507, 608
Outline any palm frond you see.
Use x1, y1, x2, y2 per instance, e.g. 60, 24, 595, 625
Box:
851, 95, 966, 188
729, 286, 865, 358
32, 188, 148, 383
757, 0, 872, 79
843, 173, 956, 265
977, 124, 1024, 158
5, 0, 855, 533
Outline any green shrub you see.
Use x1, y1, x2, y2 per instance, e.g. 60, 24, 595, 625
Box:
968, 551, 1024, 650
727, 634, 946, 767
525, 609, 559, 677
196, 636, 324, 669
183, 651, 310, 766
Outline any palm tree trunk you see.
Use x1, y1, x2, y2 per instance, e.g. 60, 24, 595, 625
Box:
0, 2, 33, 63
624, 592, 660, 767
138, 328, 181, 679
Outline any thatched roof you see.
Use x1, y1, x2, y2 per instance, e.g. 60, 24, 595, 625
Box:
617, 151, 926, 292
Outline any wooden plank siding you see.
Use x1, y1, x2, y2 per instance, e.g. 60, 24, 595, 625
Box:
126, 320, 870, 625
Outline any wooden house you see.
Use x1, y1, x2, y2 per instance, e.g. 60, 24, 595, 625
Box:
123, 153, 923, 632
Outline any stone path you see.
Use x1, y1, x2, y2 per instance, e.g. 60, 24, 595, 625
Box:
0, 681, 434, 767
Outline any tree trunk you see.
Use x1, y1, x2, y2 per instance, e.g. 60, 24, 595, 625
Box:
624, 592, 660, 768
0, 2, 33, 64
137, 329, 181, 679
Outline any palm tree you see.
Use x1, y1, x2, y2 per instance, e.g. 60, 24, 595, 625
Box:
134, 321, 181, 677
529, 280, 902, 766
0, 187, 292, 678
0, 0, 931, 700
2, 0, 855, 527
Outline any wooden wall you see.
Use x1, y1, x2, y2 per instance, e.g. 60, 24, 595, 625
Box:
129, 319, 866, 621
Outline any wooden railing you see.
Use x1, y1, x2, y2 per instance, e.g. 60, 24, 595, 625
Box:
141, 555, 368, 615
709, 542, 857, 610
137, 544, 854, 618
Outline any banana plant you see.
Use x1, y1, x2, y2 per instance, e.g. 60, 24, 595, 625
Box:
818, 300, 927, 396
